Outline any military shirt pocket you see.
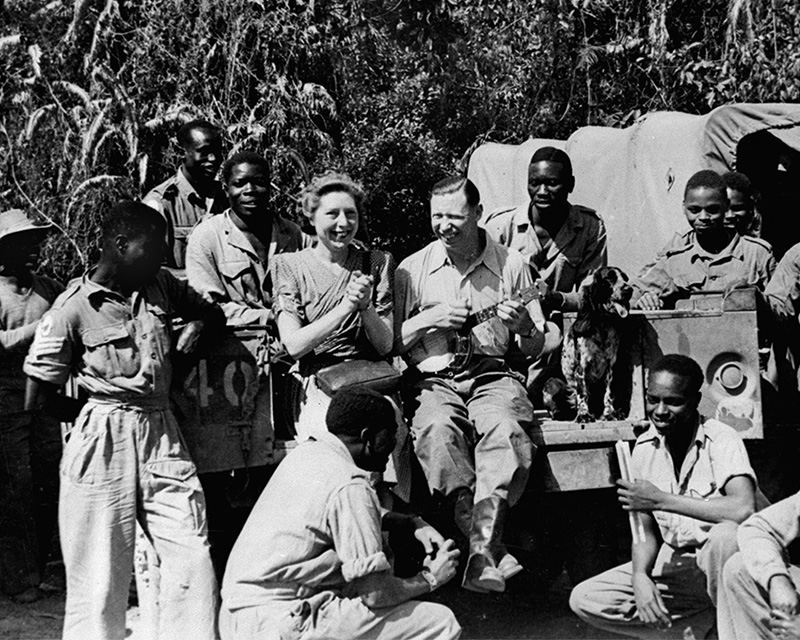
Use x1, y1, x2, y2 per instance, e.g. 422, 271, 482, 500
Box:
220, 259, 252, 283
82, 323, 141, 379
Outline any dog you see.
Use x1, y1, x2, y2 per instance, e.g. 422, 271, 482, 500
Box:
553, 267, 633, 423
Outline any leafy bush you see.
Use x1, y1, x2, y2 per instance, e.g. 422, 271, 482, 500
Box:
1, 0, 798, 278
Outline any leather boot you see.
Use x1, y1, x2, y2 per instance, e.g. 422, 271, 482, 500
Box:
462, 496, 509, 593
447, 487, 474, 542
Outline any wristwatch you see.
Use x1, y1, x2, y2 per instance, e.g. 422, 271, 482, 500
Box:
420, 568, 438, 592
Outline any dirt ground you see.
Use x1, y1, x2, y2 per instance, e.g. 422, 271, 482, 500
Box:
0, 570, 622, 640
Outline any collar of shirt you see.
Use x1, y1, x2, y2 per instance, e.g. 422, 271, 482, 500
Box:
636, 415, 714, 481
520, 203, 583, 259
428, 231, 504, 279
176, 166, 221, 210
308, 430, 371, 480
688, 233, 742, 265
83, 269, 133, 305
221, 210, 297, 261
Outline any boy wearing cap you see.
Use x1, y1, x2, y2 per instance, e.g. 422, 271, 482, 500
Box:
0, 209, 63, 603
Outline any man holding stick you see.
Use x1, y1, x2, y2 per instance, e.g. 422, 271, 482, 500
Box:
570, 354, 757, 638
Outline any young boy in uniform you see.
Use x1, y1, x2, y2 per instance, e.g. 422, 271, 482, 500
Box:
0, 209, 63, 603
24, 201, 224, 640
633, 170, 775, 310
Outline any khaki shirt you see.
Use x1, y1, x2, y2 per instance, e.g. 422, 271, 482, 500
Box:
632, 417, 755, 549
222, 430, 390, 611
634, 234, 776, 302
482, 203, 607, 311
395, 235, 545, 361
186, 210, 311, 328
143, 168, 227, 270
765, 242, 800, 321
0, 275, 64, 394
738, 492, 800, 592
23, 269, 220, 402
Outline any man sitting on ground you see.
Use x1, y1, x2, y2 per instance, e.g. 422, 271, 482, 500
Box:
143, 118, 227, 271
570, 354, 757, 639
633, 170, 775, 310
220, 386, 462, 640
719, 491, 800, 639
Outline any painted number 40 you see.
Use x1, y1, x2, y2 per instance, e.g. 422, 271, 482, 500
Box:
183, 358, 256, 408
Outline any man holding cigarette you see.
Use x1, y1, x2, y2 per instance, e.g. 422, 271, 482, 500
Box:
570, 354, 757, 638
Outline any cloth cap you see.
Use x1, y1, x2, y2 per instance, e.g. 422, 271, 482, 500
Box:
0, 209, 53, 243
325, 386, 396, 436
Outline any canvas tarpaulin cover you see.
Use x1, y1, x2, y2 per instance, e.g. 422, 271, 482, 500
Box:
468, 104, 800, 276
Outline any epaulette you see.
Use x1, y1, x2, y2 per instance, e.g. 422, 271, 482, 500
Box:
664, 243, 693, 258
50, 279, 83, 310
482, 205, 518, 224
573, 203, 599, 219
741, 235, 774, 253
161, 181, 180, 201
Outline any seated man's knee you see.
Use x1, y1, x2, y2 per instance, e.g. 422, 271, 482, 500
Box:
722, 551, 748, 589
477, 419, 532, 452
424, 603, 461, 640
568, 577, 595, 619
412, 419, 468, 451
706, 521, 739, 555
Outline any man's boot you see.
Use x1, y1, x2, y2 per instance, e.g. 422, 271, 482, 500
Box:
462, 496, 509, 593
447, 487, 474, 542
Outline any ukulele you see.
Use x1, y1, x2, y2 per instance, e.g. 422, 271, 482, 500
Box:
407, 281, 545, 376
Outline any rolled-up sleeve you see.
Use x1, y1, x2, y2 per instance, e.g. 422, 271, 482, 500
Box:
713, 429, 757, 492
326, 480, 391, 582
23, 310, 74, 386
738, 494, 800, 591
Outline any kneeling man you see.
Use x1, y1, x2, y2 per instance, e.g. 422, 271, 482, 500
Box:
570, 354, 757, 638
719, 492, 800, 639
220, 386, 461, 640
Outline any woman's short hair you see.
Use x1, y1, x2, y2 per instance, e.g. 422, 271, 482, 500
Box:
300, 171, 366, 220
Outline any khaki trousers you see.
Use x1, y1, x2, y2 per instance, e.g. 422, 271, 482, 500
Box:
408, 367, 534, 505
569, 521, 739, 639
60, 400, 217, 640
220, 592, 461, 640
717, 551, 800, 640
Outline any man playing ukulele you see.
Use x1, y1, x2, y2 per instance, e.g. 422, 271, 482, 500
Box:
394, 175, 559, 594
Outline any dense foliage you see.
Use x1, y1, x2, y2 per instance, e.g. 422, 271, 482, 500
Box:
1, 0, 798, 279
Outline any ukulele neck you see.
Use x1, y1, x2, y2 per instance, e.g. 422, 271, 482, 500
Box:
460, 283, 543, 332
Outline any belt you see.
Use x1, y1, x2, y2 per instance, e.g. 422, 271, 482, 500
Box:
87, 394, 170, 411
